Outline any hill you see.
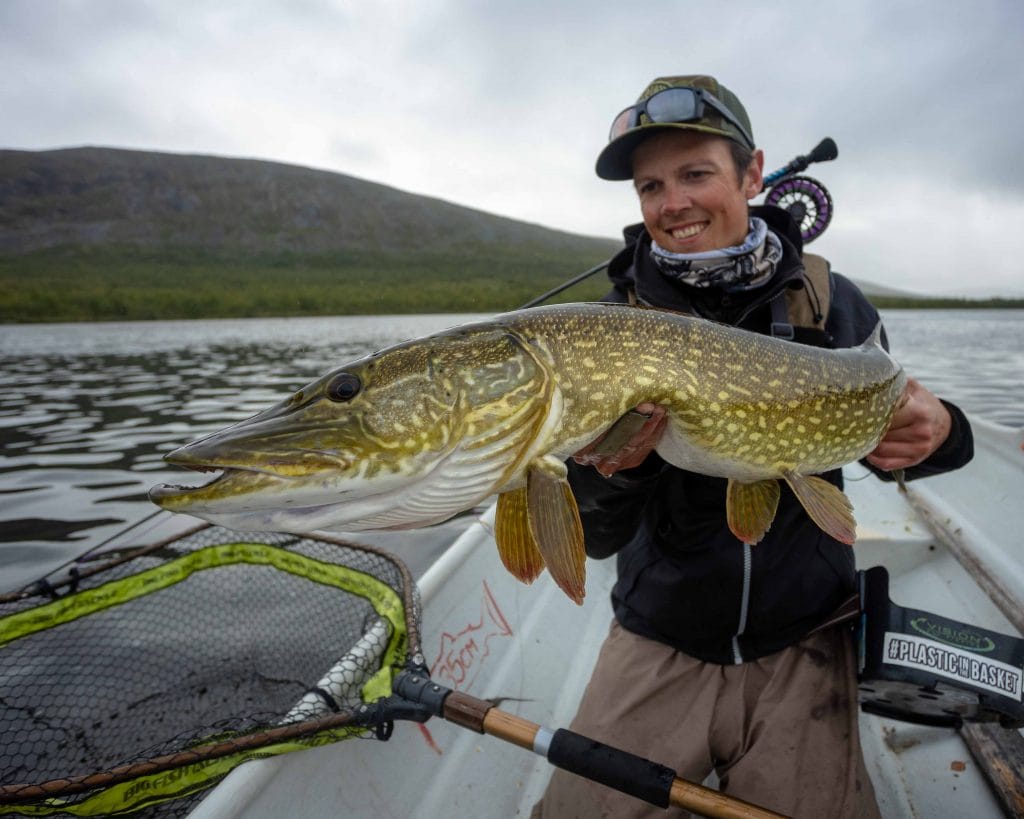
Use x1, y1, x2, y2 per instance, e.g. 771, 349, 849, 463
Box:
847, 279, 922, 300
0, 147, 620, 321
3, 148, 1019, 322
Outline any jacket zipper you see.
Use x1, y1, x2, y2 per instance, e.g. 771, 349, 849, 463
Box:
731, 543, 753, 664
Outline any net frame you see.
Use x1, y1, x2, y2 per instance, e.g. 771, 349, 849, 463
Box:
0, 523, 423, 817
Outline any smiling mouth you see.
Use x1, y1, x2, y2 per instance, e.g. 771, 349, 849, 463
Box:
670, 222, 708, 241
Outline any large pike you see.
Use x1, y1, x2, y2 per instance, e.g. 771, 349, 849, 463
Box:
150, 303, 906, 603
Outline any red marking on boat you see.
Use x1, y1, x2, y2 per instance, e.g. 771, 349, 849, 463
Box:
419, 723, 443, 755
431, 580, 513, 692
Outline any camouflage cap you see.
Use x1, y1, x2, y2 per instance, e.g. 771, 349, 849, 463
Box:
595, 75, 755, 180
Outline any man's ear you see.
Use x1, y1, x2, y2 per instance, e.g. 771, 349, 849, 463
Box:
744, 149, 765, 200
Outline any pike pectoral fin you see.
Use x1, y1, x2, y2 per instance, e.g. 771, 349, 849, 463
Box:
586, 410, 651, 458
526, 456, 586, 605
784, 471, 857, 545
726, 479, 781, 545
495, 487, 546, 585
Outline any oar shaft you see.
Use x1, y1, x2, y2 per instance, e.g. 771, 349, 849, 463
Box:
442, 690, 787, 819
480, 706, 539, 750
670, 778, 787, 819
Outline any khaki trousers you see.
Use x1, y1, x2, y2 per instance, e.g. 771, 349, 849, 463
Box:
532, 621, 880, 819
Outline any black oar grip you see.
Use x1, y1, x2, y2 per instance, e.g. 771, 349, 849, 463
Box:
546, 728, 675, 808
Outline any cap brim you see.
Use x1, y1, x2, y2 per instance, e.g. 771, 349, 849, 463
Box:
595, 122, 740, 180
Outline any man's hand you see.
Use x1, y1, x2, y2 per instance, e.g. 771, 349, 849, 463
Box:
866, 377, 952, 471
573, 403, 668, 477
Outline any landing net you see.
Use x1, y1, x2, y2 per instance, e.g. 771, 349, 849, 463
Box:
0, 524, 421, 817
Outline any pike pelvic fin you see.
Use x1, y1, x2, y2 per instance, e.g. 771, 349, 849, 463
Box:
526, 455, 586, 605
783, 471, 857, 545
495, 487, 545, 585
726, 478, 781, 545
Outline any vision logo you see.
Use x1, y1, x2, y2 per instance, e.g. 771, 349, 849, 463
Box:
909, 616, 995, 653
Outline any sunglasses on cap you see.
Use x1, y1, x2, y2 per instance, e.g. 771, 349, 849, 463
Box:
608, 86, 755, 150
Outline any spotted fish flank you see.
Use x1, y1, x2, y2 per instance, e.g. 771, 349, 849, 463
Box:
150, 303, 907, 604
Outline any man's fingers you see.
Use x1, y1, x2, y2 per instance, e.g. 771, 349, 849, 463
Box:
574, 405, 668, 476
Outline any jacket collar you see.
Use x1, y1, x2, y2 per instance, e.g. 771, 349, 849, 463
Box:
608, 205, 807, 327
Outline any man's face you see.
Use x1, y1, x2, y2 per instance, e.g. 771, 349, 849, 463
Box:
631, 130, 764, 254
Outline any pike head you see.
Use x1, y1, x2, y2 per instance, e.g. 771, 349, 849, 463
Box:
150, 324, 561, 533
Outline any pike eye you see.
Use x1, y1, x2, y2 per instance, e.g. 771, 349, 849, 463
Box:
327, 373, 361, 402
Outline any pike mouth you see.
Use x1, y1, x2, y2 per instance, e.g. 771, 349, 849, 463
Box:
147, 456, 438, 532
150, 437, 356, 505
149, 464, 239, 502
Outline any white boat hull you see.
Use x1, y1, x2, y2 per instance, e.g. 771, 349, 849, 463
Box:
190, 418, 1024, 818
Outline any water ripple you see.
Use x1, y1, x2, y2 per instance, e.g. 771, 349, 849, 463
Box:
0, 309, 1020, 592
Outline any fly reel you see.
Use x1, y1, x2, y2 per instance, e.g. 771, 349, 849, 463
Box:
764, 175, 833, 244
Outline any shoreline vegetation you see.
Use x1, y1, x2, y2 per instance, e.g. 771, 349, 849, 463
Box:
3, 147, 1020, 323
2, 247, 1022, 323
0, 245, 616, 323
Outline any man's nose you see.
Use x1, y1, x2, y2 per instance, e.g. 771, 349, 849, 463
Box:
661, 182, 692, 213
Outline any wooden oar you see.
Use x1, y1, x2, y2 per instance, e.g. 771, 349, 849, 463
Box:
395, 672, 788, 819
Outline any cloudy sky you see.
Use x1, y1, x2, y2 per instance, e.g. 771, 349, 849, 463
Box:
3, 0, 1022, 296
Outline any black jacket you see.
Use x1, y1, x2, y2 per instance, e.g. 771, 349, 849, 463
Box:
568, 206, 974, 664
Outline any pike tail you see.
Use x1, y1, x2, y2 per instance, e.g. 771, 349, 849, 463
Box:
892, 468, 908, 494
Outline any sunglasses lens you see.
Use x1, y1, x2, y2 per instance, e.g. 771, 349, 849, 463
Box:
608, 107, 636, 142
645, 88, 699, 125
608, 88, 702, 142
605, 86, 753, 151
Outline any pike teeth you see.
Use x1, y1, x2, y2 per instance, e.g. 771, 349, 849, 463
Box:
154, 468, 229, 496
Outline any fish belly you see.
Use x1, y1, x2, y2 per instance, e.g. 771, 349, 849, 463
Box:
655, 419, 777, 482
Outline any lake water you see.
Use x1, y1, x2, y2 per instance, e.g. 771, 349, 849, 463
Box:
1, 309, 1021, 593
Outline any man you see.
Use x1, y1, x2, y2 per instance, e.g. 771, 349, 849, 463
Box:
532, 75, 973, 818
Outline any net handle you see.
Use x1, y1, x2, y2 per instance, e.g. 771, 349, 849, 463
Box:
0, 710, 361, 804
394, 673, 787, 818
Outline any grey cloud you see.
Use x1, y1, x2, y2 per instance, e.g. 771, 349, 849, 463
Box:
1, 0, 1022, 295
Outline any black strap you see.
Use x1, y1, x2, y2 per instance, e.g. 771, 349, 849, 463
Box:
769, 293, 794, 339
372, 701, 395, 741
807, 592, 862, 636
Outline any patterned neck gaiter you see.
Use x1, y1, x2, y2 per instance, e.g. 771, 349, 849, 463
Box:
649, 217, 783, 292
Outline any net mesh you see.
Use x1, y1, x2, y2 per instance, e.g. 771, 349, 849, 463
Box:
0, 524, 421, 817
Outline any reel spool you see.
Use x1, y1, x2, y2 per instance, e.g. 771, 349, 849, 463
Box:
764, 175, 833, 244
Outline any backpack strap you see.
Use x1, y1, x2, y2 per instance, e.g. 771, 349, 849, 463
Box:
790, 252, 831, 330
771, 251, 833, 340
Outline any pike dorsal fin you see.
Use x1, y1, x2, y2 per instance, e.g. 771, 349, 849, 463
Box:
783, 471, 857, 545
495, 487, 545, 585
726, 478, 781, 545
